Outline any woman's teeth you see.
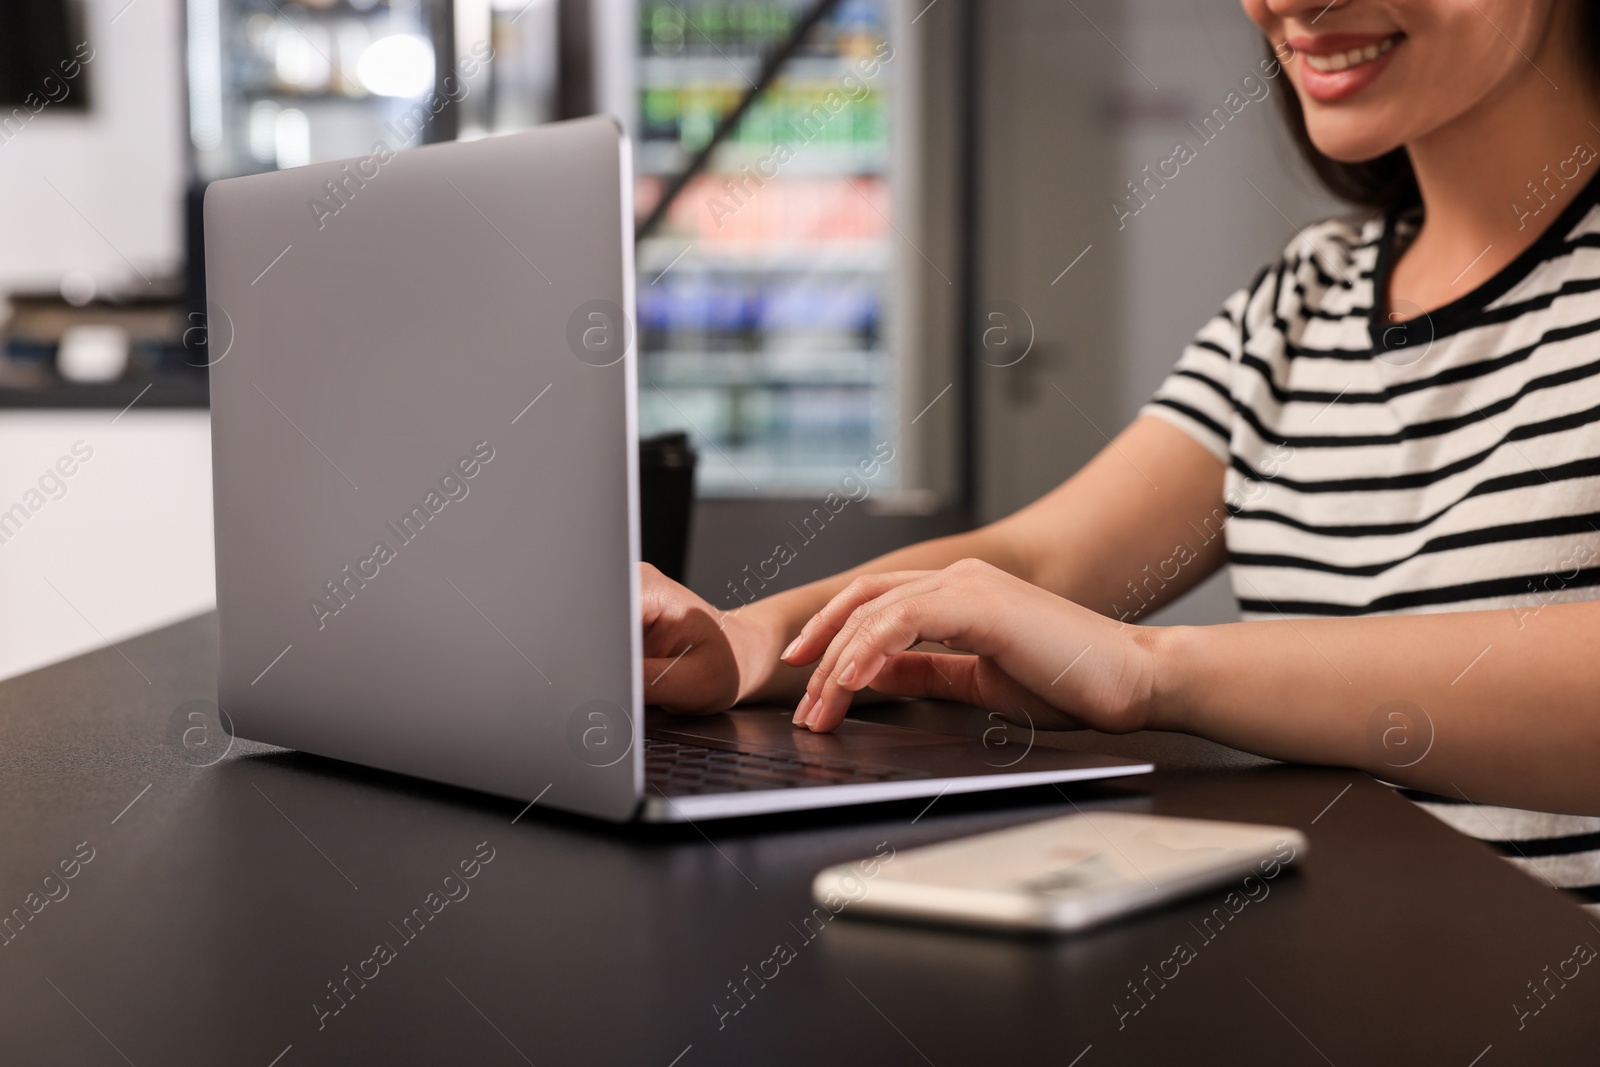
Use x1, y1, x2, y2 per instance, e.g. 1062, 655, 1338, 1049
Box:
1304, 35, 1398, 73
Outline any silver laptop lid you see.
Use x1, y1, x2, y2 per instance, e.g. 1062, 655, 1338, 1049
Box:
206, 117, 642, 821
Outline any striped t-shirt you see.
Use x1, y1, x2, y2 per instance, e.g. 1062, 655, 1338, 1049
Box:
1144, 178, 1600, 914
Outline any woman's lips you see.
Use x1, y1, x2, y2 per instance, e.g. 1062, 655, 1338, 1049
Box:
1290, 32, 1405, 104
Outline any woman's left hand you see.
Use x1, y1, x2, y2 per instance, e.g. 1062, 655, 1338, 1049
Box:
781, 558, 1158, 734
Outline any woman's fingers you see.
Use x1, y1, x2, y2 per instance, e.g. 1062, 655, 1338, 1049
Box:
781, 571, 932, 668
801, 587, 981, 731
870, 652, 1092, 731
867, 649, 978, 704
643, 599, 741, 712
795, 573, 960, 727
644, 651, 735, 714
787, 571, 938, 725
788, 558, 1139, 735
639, 562, 741, 712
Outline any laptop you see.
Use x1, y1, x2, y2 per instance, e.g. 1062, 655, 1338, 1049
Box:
205, 116, 1153, 822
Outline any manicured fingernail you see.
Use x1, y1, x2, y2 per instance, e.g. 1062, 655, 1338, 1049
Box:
837, 660, 857, 687
792, 692, 813, 725
781, 635, 802, 661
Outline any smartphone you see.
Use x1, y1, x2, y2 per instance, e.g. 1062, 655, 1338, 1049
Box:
813, 812, 1307, 934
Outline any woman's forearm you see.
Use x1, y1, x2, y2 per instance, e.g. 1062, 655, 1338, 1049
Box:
1146, 600, 1600, 815
736, 416, 1230, 704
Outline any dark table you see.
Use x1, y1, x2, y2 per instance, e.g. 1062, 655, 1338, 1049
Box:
2, 614, 1596, 1065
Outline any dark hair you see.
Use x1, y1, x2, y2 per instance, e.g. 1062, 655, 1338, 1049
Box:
1270, 4, 1600, 214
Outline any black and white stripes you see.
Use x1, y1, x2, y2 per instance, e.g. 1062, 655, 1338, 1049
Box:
1144, 178, 1600, 913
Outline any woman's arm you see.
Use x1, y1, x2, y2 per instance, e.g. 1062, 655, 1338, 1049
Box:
733, 416, 1230, 703
781, 561, 1600, 816
1152, 602, 1600, 815
645, 415, 1229, 710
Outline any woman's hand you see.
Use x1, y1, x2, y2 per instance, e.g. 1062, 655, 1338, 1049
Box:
641, 562, 779, 713
780, 558, 1158, 734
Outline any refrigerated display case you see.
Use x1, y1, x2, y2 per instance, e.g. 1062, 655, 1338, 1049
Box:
626, 0, 899, 494
185, 0, 456, 183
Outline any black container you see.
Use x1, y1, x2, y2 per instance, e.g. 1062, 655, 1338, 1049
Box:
638, 431, 697, 583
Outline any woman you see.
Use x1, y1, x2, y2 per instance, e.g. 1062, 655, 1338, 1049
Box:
641, 0, 1600, 910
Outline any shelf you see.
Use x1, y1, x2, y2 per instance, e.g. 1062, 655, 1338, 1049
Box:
237, 0, 402, 17
637, 55, 889, 89
637, 239, 892, 274
691, 448, 893, 496
634, 140, 887, 178
642, 349, 882, 388
0, 376, 209, 410
226, 87, 379, 103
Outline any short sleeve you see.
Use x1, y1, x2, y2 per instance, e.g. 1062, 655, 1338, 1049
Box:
1140, 273, 1262, 465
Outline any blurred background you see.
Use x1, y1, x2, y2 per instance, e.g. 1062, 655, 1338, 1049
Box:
0, 0, 1336, 682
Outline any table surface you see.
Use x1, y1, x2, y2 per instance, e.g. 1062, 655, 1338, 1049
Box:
2, 613, 1596, 1066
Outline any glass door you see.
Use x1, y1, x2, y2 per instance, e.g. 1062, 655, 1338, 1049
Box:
630, 0, 898, 494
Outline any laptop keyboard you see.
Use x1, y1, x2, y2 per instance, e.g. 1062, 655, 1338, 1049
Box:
645, 736, 924, 796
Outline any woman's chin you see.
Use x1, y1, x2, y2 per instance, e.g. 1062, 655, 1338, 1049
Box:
1304, 125, 1408, 166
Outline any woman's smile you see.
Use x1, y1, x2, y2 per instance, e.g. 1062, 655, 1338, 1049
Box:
1292, 30, 1406, 102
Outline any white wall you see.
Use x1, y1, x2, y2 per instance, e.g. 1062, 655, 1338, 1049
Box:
0, 0, 197, 680
0, 411, 214, 683
0, 0, 186, 298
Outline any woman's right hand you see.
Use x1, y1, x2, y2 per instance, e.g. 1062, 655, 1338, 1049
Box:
640, 562, 781, 713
